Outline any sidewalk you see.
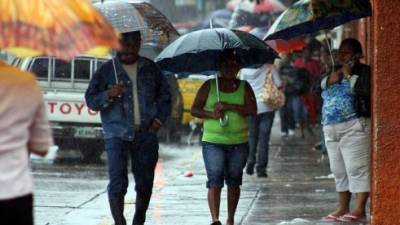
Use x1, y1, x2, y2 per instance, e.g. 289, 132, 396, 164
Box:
40, 118, 370, 225
139, 119, 367, 225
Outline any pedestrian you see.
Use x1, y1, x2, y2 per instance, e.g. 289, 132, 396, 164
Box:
85, 31, 171, 225
191, 49, 257, 225
294, 47, 322, 129
0, 60, 53, 225
320, 38, 371, 223
240, 64, 282, 177
277, 53, 304, 137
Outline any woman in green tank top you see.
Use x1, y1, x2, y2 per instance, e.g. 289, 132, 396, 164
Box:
191, 50, 257, 225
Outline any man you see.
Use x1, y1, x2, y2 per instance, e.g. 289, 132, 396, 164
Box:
85, 31, 171, 225
0, 60, 53, 225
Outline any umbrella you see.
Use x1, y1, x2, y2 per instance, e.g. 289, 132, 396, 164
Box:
250, 27, 306, 53
131, 2, 179, 44
264, 0, 372, 41
94, 1, 148, 34
95, 1, 178, 44
0, 0, 119, 60
155, 28, 278, 76
155, 28, 278, 126
264, 0, 371, 69
227, 0, 287, 13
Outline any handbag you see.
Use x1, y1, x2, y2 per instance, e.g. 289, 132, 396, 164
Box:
260, 66, 285, 109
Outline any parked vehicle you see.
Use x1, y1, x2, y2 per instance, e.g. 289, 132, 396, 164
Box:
177, 74, 209, 144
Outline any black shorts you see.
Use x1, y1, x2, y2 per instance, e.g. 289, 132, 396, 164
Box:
0, 194, 33, 225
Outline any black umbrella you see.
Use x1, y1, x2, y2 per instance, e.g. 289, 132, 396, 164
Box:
155, 28, 278, 77
155, 28, 278, 126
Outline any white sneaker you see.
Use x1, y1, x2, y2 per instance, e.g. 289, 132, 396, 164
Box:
288, 129, 295, 136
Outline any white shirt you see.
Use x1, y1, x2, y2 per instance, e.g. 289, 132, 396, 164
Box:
122, 63, 141, 126
0, 61, 53, 200
240, 64, 282, 114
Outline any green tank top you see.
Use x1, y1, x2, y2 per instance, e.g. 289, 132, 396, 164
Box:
202, 79, 248, 144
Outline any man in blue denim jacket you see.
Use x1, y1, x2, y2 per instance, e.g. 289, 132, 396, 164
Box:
85, 31, 171, 225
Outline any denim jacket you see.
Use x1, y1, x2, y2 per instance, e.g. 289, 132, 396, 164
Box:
85, 56, 171, 140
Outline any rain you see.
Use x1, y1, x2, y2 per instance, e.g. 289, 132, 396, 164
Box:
0, 0, 375, 225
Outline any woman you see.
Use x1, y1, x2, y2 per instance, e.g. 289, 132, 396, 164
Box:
191, 50, 257, 225
320, 38, 371, 223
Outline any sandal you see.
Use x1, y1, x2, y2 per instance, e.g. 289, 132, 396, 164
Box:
320, 214, 340, 222
337, 213, 368, 223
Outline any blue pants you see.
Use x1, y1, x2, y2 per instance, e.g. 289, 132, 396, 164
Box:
248, 111, 275, 173
280, 95, 296, 133
105, 131, 159, 201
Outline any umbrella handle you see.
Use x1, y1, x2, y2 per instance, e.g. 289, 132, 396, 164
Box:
215, 74, 229, 127
111, 55, 119, 84
324, 30, 335, 72
219, 115, 229, 127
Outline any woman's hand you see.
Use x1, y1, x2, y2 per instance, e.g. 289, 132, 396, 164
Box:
329, 71, 341, 84
342, 63, 353, 79
212, 108, 224, 119
215, 102, 230, 111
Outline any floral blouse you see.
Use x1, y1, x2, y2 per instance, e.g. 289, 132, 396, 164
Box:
321, 79, 357, 125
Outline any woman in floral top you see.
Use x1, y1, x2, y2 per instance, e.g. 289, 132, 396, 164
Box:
320, 39, 371, 223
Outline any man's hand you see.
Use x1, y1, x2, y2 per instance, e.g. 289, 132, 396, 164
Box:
108, 84, 124, 98
149, 118, 162, 132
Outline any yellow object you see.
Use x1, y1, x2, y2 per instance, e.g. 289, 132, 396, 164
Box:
177, 75, 209, 125
0, 0, 119, 59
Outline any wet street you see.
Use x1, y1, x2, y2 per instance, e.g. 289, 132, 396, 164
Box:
31, 120, 370, 225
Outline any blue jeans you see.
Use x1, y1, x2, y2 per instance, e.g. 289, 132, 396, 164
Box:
248, 111, 275, 173
105, 131, 159, 201
291, 96, 308, 123
280, 95, 296, 133
202, 142, 249, 188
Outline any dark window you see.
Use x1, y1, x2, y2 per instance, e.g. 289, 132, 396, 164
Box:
97, 60, 106, 70
30, 58, 49, 79
54, 60, 71, 80
74, 58, 91, 80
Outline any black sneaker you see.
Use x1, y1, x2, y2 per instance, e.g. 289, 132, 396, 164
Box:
210, 221, 222, 225
257, 171, 268, 178
245, 163, 255, 175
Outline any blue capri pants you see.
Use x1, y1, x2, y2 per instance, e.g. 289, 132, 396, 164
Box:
202, 142, 249, 188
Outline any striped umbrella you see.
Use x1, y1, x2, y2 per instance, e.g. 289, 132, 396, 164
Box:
0, 0, 120, 60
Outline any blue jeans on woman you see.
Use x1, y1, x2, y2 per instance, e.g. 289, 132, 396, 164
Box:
247, 111, 275, 176
202, 142, 249, 188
